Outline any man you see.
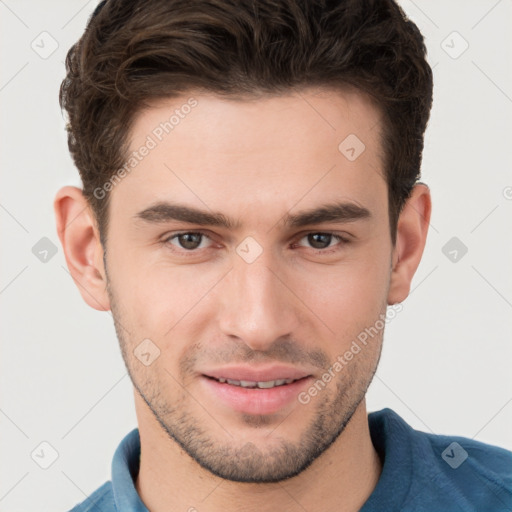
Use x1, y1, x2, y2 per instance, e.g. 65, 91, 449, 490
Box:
55, 0, 512, 510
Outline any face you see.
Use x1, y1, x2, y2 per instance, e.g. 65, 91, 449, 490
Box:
104, 87, 393, 482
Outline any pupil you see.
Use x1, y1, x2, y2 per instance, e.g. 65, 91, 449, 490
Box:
309, 233, 330, 249
180, 233, 201, 249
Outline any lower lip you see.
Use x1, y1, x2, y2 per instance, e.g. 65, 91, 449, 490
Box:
200, 375, 312, 415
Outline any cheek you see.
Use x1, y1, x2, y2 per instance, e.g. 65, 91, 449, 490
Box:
293, 254, 390, 331
110, 252, 219, 339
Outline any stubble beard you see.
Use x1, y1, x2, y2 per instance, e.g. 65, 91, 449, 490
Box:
105, 269, 383, 483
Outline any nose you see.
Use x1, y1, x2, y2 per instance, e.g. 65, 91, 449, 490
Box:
217, 247, 300, 352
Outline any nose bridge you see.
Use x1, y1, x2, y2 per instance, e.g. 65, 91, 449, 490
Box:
217, 245, 297, 350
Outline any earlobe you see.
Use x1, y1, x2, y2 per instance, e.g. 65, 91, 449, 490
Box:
387, 184, 432, 305
53, 186, 111, 311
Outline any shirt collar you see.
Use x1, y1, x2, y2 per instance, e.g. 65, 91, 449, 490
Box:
111, 428, 148, 511
111, 409, 409, 511
360, 408, 413, 510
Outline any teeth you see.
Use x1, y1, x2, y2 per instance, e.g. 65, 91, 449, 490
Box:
240, 380, 257, 388
217, 377, 297, 388
256, 380, 275, 389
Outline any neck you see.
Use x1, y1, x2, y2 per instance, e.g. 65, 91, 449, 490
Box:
134, 392, 381, 512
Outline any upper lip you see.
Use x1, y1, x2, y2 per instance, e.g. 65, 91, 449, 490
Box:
202, 365, 312, 382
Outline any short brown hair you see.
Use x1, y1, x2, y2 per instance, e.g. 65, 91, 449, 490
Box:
60, 0, 433, 247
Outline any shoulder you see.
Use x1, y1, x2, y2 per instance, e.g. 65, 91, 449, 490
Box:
419, 430, 512, 508
67, 481, 115, 512
369, 408, 512, 511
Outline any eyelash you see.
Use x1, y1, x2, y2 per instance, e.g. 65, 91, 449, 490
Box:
161, 230, 350, 256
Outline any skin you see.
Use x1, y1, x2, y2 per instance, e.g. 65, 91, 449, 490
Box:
54, 87, 431, 512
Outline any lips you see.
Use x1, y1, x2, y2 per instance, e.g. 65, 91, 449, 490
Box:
202, 365, 311, 383
199, 365, 313, 414
207, 376, 300, 389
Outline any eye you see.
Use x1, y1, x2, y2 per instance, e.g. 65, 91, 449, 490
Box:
161, 230, 350, 256
294, 232, 349, 253
163, 231, 212, 251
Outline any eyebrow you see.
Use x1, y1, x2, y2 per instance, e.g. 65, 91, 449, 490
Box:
133, 200, 371, 230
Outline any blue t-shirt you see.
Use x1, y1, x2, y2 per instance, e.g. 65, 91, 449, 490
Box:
68, 408, 512, 511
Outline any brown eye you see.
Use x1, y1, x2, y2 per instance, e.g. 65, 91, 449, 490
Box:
296, 232, 348, 252
177, 233, 202, 250
307, 233, 334, 249
165, 232, 211, 251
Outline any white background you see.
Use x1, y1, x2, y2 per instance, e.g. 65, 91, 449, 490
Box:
1, 1, 511, 511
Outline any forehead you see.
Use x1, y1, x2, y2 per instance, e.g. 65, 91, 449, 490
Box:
111, 87, 387, 225
130, 86, 382, 158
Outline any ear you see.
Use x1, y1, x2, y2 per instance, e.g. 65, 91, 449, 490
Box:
387, 183, 432, 305
53, 186, 111, 311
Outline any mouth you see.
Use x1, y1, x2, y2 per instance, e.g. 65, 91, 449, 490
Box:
199, 370, 313, 415
203, 375, 305, 389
